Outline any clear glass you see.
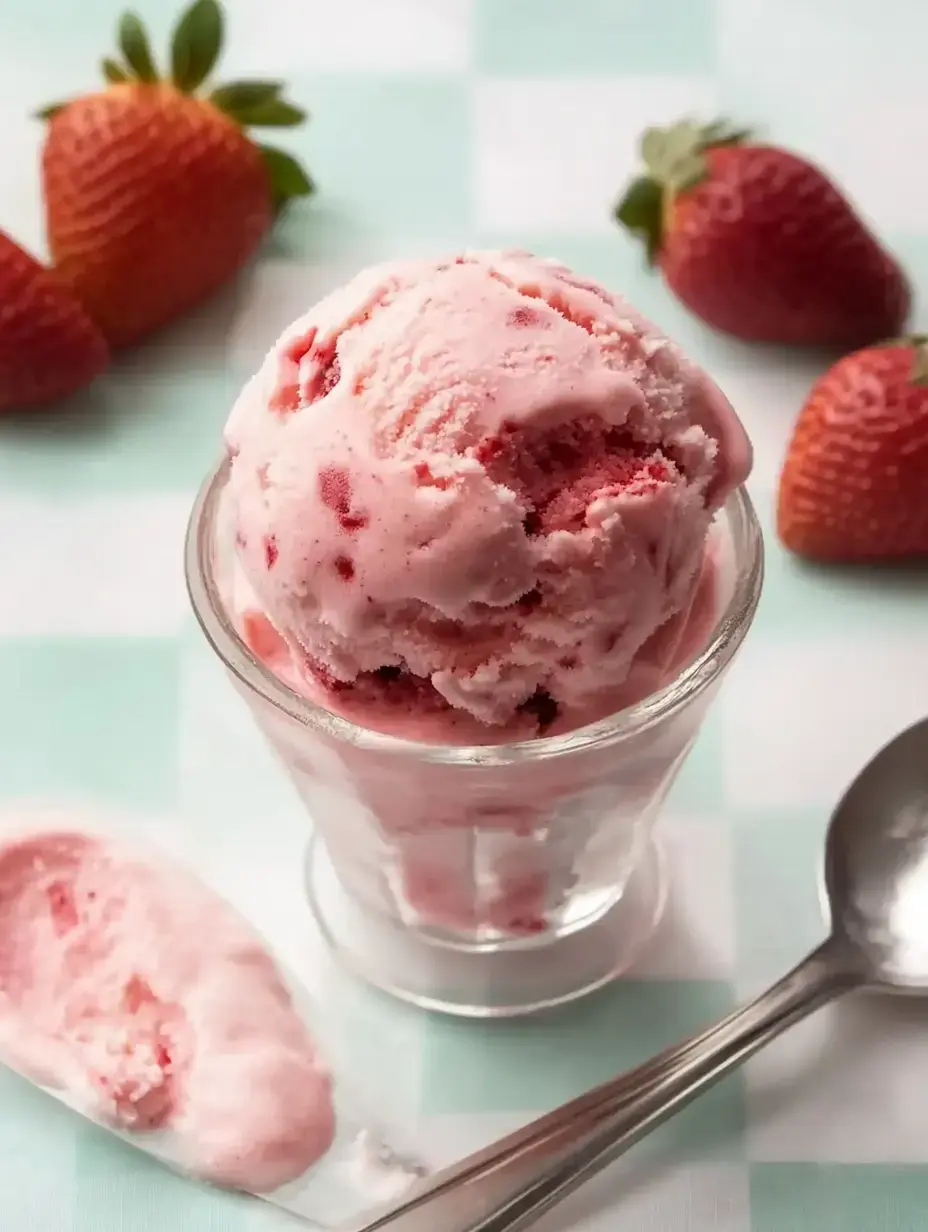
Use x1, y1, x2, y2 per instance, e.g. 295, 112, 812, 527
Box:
186, 460, 763, 1017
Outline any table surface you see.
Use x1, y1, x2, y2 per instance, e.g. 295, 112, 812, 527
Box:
3, 1, 928, 1228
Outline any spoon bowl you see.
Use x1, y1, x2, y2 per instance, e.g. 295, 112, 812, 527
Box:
824, 716, 928, 990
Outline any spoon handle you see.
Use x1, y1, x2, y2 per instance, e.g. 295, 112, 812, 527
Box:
350, 940, 861, 1232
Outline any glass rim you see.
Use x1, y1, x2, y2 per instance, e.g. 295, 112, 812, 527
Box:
185, 458, 764, 766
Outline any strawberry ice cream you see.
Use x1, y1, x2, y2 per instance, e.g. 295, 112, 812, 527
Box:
0, 828, 335, 1192
191, 249, 758, 994
224, 250, 750, 741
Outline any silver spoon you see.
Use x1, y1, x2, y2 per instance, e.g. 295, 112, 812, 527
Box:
346, 715, 928, 1232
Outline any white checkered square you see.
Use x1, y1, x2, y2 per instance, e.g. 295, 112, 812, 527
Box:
0, 495, 191, 636
721, 636, 928, 811
807, 96, 928, 233
0, 104, 45, 259
222, 0, 474, 74
717, 0, 928, 230
717, 0, 927, 106
635, 818, 736, 981
473, 77, 718, 232
0, 58, 68, 258
551, 1162, 750, 1231
704, 347, 822, 496
746, 995, 928, 1163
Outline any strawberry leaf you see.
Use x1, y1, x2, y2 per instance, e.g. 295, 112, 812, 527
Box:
258, 144, 315, 209
102, 57, 132, 84
639, 118, 746, 192
118, 11, 158, 82
670, 153, 708, 193
701, 119, 752, 148
234, 99, 306, 127
614, 176, 663, 265
640, 126, 670, 172
662, 119, 703, 161
34, 101, 71, 120
171, 0, 224, 93
643, 121, 711, 185
210, 80, 283, 114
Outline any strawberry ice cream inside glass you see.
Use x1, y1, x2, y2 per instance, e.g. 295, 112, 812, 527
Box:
187, 251, 762, 1015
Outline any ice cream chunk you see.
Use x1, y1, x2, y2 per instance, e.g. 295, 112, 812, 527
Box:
0, 828, 335, 1192
225, 250, 751, 740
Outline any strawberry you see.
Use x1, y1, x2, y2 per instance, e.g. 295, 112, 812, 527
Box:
615, 119, 910, 348
777, 338, 928, 561
0, 228, 108, 412
38, 0, 313, 348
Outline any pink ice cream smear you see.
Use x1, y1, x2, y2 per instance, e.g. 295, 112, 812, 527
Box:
225, 250, 751, 741
0, 829, 335, 1192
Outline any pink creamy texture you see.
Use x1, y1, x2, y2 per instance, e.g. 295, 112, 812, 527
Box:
0, 830, 335, 1192
225, 250, 751, 742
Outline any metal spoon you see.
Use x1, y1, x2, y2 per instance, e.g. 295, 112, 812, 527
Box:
346, 716, 928, 1232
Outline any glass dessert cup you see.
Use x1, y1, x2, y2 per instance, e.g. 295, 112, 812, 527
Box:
186, 459, 763, 1018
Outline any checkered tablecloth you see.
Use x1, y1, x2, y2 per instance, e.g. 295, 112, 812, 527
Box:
3, 1, 928, 1228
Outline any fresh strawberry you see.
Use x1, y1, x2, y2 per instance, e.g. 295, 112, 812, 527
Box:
777, 338, 928, 560
38, 0, 313, 348
615, 119, 910, 348
0, 228, 108, 412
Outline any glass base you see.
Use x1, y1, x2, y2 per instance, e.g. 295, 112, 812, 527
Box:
305, 833, 667, 1018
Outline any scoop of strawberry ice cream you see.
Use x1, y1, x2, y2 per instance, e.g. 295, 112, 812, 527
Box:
225, 250, 751, 737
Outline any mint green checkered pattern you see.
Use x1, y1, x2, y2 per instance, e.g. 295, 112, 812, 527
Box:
3, 1, 928, 1228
